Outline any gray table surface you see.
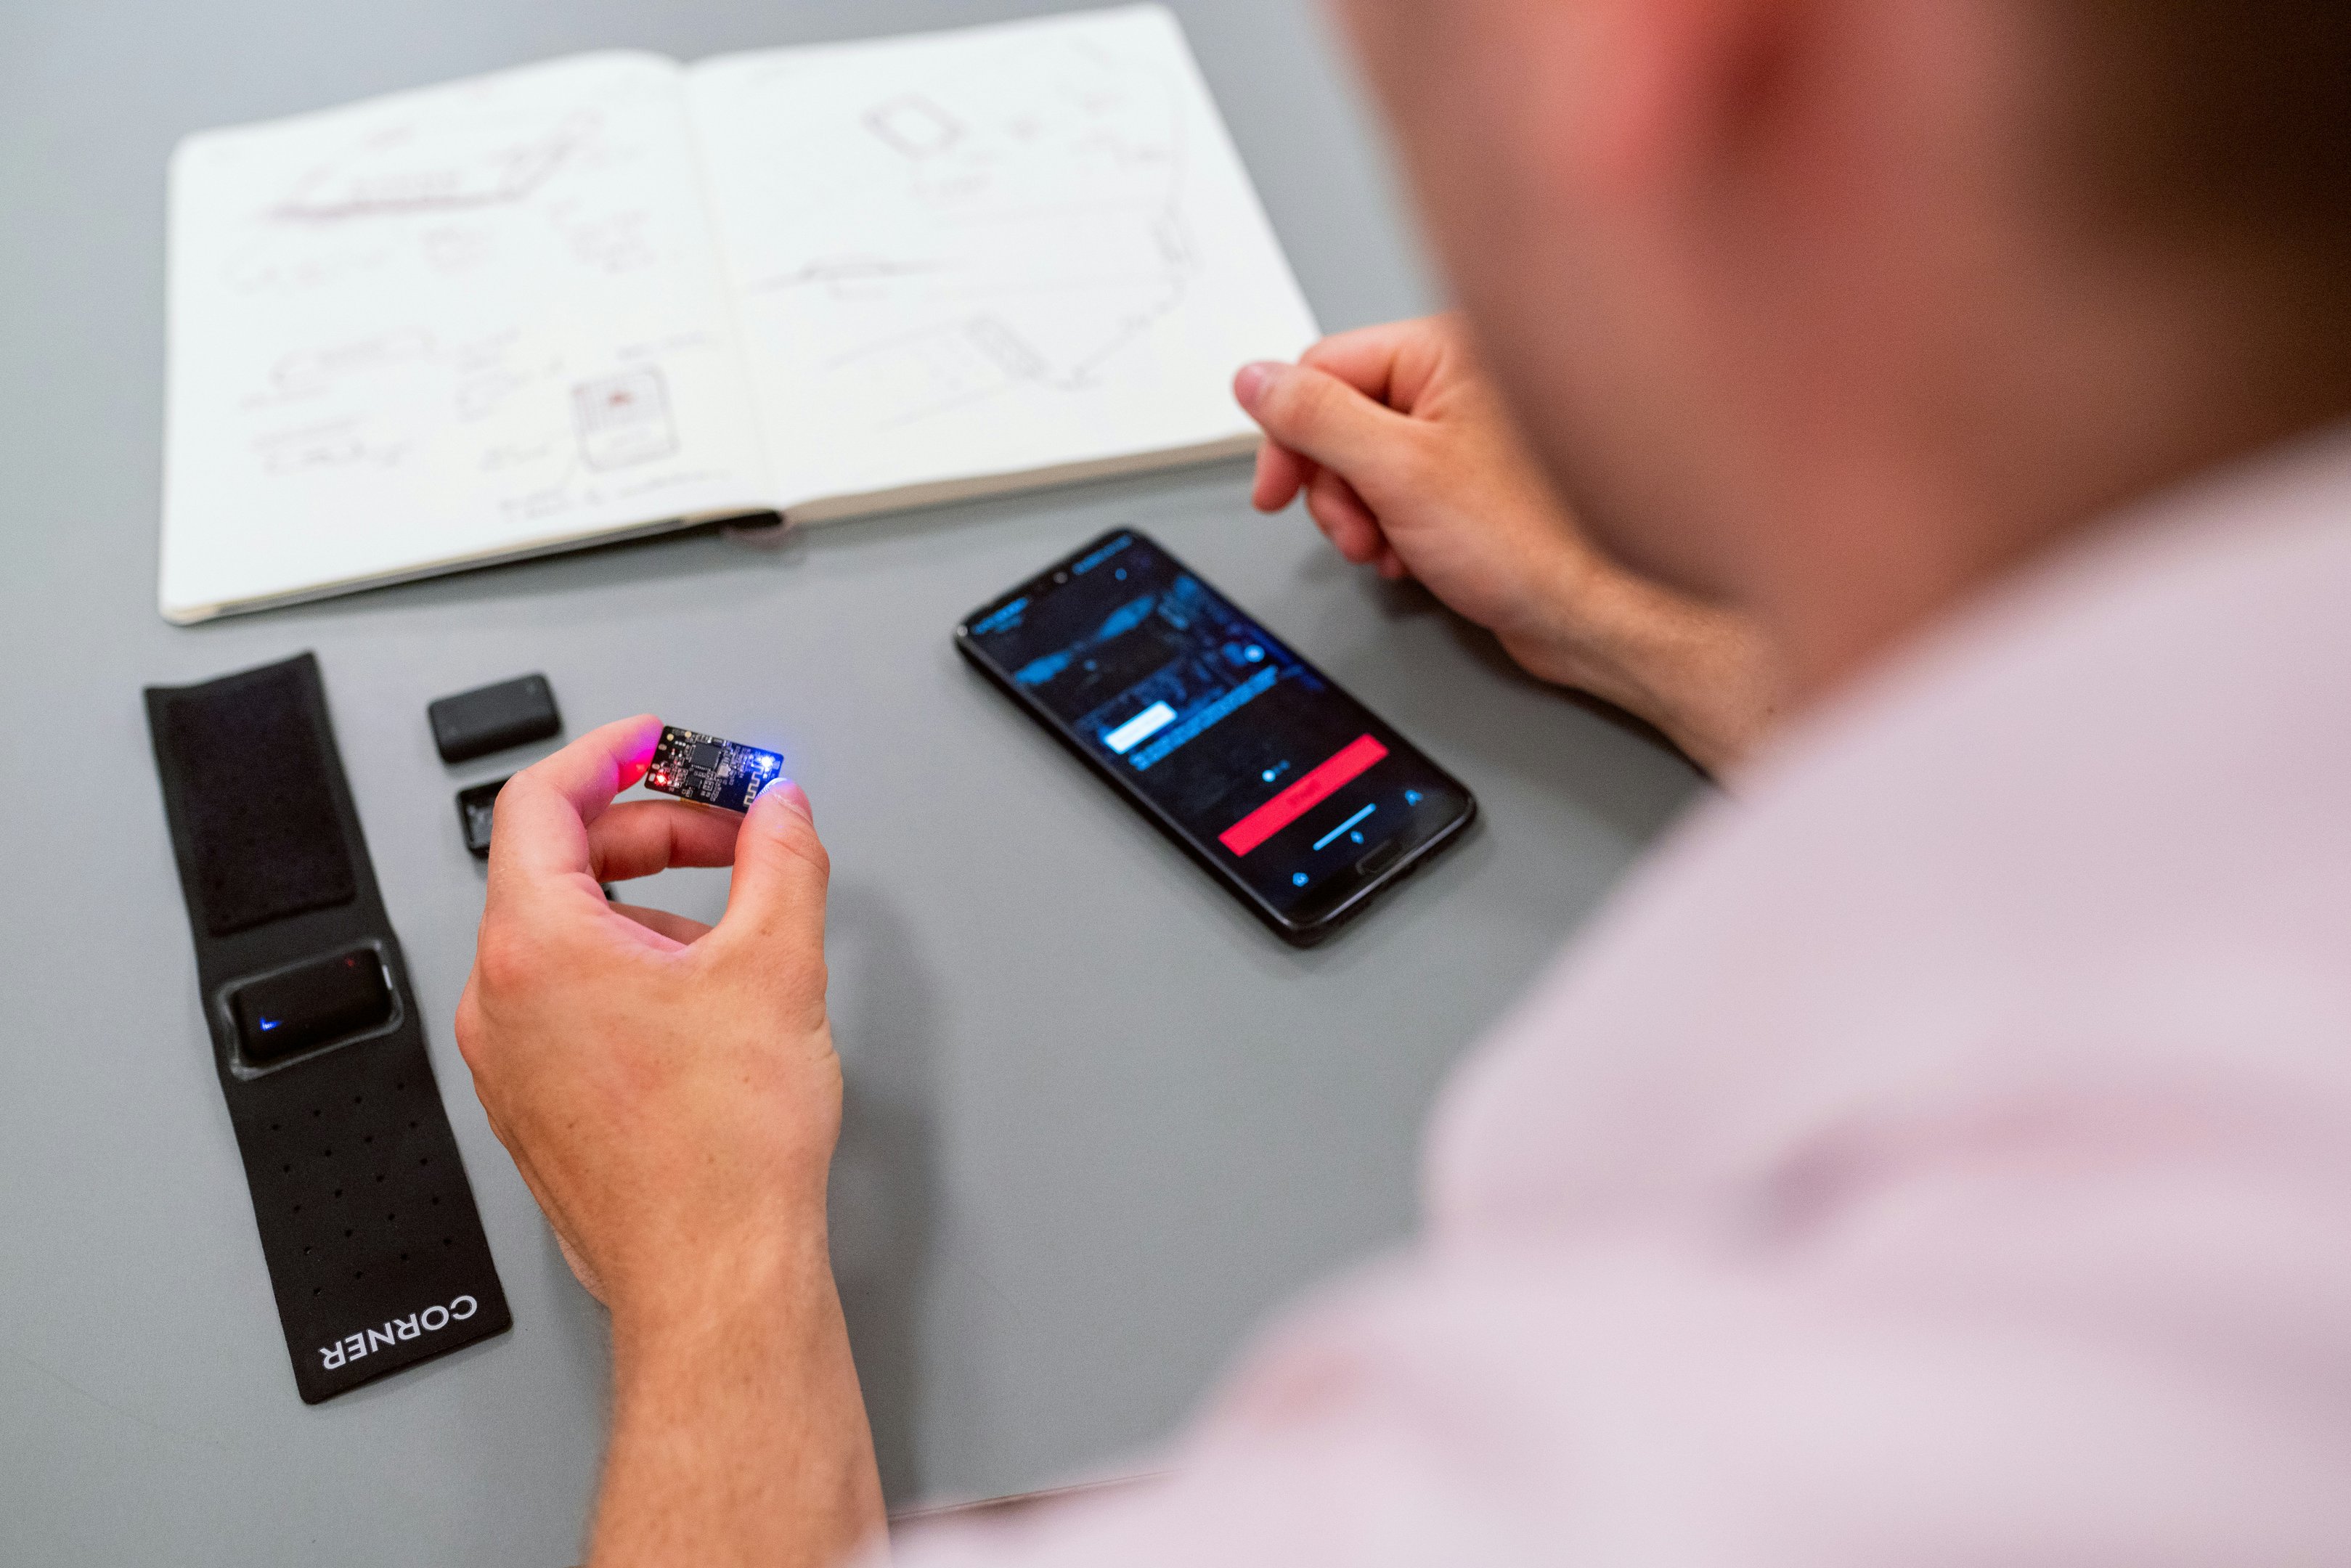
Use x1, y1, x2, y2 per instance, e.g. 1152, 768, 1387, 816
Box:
0, 1, 1702, 1561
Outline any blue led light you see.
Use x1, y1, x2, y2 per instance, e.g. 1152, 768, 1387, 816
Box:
1292, 873, 1308, 887
258, 1018, 280, 1031
1405, 789, 1422, 806
1244, 645, 1265, 662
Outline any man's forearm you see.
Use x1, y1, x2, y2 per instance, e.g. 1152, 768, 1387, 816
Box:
1502, 555, 1783, 776
590, 1238, 884, 1568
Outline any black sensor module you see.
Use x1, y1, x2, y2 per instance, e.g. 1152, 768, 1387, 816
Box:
644, 727, 783, 814
428, 674, 560, 763
232, 947, 393, 1064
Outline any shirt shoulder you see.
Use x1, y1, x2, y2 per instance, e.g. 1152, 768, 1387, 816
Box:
1430, 422, 2351, 1238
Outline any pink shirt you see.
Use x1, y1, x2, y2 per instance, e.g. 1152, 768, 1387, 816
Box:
897, 426, 2351, 1564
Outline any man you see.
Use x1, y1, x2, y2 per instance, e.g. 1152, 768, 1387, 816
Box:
456, 0, 2351, 1563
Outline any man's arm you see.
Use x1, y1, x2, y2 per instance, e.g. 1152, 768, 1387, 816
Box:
1234, 314, 1784, 775
595, 1244, 876, 1568
454, 716, 882, 1568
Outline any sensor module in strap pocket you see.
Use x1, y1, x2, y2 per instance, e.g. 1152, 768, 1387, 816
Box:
232, 948, 393, 1066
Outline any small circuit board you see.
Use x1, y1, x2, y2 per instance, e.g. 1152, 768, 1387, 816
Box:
644, 726, 783, 814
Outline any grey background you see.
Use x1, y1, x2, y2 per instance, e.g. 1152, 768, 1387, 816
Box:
0, 1, 1702, 1562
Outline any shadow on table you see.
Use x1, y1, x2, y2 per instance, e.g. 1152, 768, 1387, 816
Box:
825, 877, 942, 1505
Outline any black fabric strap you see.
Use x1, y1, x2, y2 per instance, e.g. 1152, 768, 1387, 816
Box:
146, 653, 510, 1402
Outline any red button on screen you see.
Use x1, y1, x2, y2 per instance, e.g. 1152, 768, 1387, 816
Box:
1218, 734, 1389, 857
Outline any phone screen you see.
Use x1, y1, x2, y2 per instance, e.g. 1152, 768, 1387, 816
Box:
956, 530, 1475, 941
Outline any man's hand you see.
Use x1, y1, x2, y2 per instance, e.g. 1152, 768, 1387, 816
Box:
1235, 314, 1783, 773
455, 715, 882, 1568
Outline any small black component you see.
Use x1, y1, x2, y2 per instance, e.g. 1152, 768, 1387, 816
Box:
232, 947, 393, 1064
456, 776, 510, 859
645, 725, 783, 814
428, 674, 561, 764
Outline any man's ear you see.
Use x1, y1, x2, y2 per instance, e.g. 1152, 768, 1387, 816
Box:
1554, 0, 1796, 205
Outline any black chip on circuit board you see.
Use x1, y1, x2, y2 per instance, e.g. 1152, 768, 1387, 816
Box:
644, 726, 783, 814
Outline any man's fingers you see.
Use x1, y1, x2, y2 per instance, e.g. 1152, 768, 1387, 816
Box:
1234, 361, 1417, 494
608, 902, 715, 947
490, 715, 665, 883
513, 714, 664, 817
1295, 319, 1421, 401
711, 778, 829, 960
1252, 438, 1312, 512
1305, 469, 1386, 563
1300, 314, 1460, 413
586, 800, 744, 883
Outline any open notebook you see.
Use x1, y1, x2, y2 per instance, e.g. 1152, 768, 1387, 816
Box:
160, 6, 1318, 622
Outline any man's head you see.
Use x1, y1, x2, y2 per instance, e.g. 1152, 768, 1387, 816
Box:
1332, 0, 2351, 689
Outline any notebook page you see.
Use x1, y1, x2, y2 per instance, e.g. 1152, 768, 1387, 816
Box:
161, 52, 772, 621
685, 5, 1320, 516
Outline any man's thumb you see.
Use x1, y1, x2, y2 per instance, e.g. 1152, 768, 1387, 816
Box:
1234, 360, 1411, 481
717, 777, 829, 948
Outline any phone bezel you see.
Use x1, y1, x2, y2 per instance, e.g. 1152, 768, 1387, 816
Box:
953, 528, 1478, 947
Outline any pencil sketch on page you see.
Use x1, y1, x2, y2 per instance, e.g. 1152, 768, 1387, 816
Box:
163, 18, 1314, 618
574, 367, 679, 469
221, 108, 628, 300
179, 55, 755, 553
718, 26, 1202, 434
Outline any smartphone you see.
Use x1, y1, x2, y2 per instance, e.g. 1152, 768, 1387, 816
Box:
956, 529, 1477, 945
